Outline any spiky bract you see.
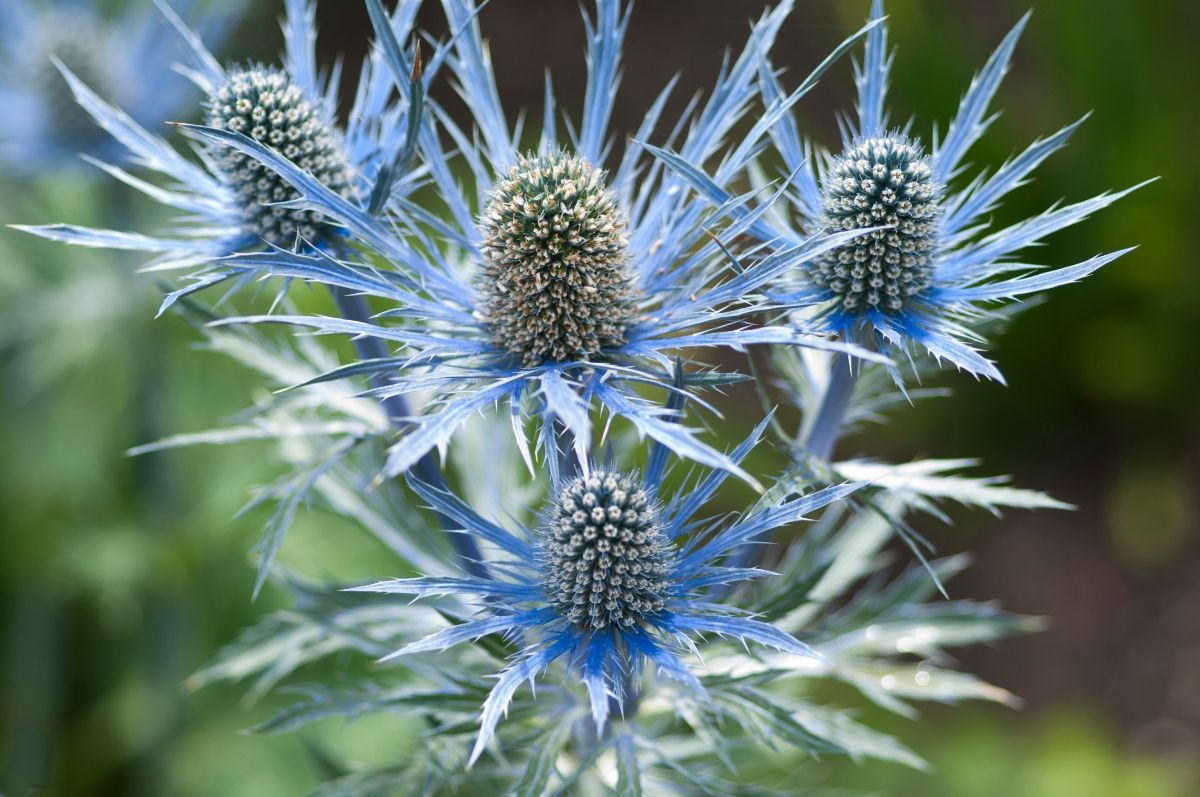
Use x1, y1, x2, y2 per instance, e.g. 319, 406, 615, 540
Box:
813, 135, 939, 313
479, 152, 633, 366
208, 67, 353, 247
542, 471, 672, 631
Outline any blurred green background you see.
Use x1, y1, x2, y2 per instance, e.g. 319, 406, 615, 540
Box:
1, 0, 1197, 794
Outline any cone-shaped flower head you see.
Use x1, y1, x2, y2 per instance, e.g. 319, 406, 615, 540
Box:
542, 470, 673, 631
207, 67, 354, 247
479, 151, 634, 366
813, 135, 939, 314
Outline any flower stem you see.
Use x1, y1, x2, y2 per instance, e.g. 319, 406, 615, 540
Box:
329, 286, 486, 577
552, 417, 580, 482
801, 352, 859, 462
724, 350, 861, 579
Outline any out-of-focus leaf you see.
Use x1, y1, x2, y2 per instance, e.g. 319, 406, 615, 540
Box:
187, 599, 442, 698
709, 685, 845, 755
251, 684, 491, 736
513, 716, 574, 797
836, 458, 1072, 514
816, 602, 1040, 658
829, 662, 1019, 716
788, 701, 926, 770
614, 733, 642, 797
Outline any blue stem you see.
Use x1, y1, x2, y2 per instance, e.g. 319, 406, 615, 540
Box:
552, 417, 581, 481
802, 352, 859, 462
330, 286, 486, 578
725, 352, 860, 578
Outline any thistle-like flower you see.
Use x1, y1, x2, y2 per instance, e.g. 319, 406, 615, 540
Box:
657, 0, 1150, 381
191, 0, 885, 483
788, 1, 1155, 380
207, 65, 355, 246
479, 152, 634, 366
0, 0, 211, 176
16, 0, 416, 297
812, 135, 938, 314
352, 434, 863, 763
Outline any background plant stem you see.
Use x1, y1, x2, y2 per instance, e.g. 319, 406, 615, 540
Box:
329, 285, 486, 577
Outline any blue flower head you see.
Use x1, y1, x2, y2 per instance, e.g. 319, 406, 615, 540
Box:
0, 0, 214, 177
658, 0, 1152, 383
180, 0, 885, 486
17, 0, 417, 286
782, 0, 1154, 381
352, 427, 863, 764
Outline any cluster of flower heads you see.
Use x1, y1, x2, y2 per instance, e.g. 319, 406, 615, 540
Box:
81, 0, 883, 489
18, 0, 1144, 790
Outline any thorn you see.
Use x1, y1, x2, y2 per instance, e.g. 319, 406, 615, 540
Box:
409, 37, 423, 82
705, 227, 745, 273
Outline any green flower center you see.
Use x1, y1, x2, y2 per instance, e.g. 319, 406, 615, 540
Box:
542, 471, 673, 632
813, 135, 940, 313
207, 67, 354, 247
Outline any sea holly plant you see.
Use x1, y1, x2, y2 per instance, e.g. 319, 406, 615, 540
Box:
654, 0, 1149, 382
349, 452, 864, 767
22, 0, 1145, 794
651, 0, 1147, 577
772, 0, 1149, 383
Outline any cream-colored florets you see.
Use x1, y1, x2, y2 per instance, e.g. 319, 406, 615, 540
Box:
479, 152, 634, 366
